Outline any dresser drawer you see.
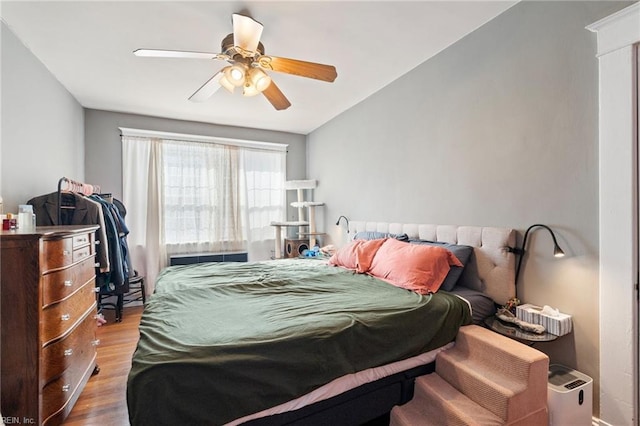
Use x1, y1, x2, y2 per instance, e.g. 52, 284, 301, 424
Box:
72, 245, 93, 263
72, 233, 92, 250
41, 282, 96, 346
41, 310, 98, 385
42, 256, 96, 308
41, 237, 74, 271
41, 233, 95, 272
41, 342, 97, 424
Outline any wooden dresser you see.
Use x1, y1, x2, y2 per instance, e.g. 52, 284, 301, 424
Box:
1, 225, 100, 425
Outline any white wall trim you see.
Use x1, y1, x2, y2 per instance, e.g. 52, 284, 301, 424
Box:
118, 127, 288, 152
587, 2, 640, 57
592, 416, 615, 426
588, 2, 640, 425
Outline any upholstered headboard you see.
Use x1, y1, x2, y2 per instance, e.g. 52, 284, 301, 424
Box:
348, 222, 517, 305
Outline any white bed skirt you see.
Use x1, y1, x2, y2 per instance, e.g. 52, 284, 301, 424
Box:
226, 341, 455, 425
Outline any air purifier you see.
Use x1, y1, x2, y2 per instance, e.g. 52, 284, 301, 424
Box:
548, 364, 593, 426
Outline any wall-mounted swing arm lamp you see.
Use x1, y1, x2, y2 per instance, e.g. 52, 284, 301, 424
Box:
508, 223, 565, 287
335, 215, 349, 233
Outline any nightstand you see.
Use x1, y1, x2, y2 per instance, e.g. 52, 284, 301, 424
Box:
484, 315, 558, 345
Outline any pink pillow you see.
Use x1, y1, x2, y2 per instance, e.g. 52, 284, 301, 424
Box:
328, 238, 386, 273
368, 238, 463, 294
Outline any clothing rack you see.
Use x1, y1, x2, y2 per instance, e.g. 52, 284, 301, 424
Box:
54, 177, 135, 322
57, 177, 101, 224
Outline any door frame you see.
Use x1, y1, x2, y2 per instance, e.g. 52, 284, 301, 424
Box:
588, 3, 640, 425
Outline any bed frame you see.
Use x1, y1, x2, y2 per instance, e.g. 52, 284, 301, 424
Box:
242, 222, 517, 425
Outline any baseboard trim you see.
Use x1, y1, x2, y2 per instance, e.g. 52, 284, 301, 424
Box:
592, 416, 615, 426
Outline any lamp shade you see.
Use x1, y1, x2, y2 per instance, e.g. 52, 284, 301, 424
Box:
249, 67, 272, 92
242, 82, 260, 97
554, 244, 565, 258
225, 64, 246, 87
218, 69, 235, 93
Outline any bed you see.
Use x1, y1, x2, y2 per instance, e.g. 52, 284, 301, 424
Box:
127, 222, 516, 425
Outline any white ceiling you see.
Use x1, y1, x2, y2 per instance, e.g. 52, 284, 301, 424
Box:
1, 1, 516, 135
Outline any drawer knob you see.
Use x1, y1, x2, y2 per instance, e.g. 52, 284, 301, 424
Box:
64, 280, 73, 287
64, 348, 73, 357
63, 250, 70, 256
61, 314, 71, 321
92, 339, 101, 346
62, 384, 70, 392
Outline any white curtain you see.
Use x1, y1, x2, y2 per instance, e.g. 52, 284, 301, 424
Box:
122, 136, 165, 292
122, 133, 285, 293
242, 148, 286, 260
162, 140, 245, 255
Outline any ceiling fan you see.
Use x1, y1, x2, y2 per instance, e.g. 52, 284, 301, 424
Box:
133, 13, 338, 111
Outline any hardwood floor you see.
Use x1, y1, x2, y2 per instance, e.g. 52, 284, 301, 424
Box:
63, 306, 143, 426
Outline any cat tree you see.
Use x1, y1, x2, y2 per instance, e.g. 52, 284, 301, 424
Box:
270, 180, 324, 258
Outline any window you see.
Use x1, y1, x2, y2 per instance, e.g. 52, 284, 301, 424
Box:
122, 129, 286, 285
162, 140, 244, 251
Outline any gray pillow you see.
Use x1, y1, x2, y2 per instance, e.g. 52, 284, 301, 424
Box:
448, 287, 495, 324
353, 231, 409, 242
408, 239, 479, 291
457, 252, 484, 292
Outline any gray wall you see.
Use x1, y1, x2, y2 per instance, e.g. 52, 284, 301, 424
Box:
308, 1, 630, 417
1, 21, 85, 213
84, 109, 307, 202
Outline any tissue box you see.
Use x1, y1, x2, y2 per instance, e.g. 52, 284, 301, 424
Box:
516, 304, 572, 336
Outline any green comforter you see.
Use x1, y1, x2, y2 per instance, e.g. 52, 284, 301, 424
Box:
127, 259, 471, 425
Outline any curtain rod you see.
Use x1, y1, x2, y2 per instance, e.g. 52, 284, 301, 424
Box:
119, 127, 288, 152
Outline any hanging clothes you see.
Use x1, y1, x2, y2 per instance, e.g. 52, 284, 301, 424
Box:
28, 191, 100, 226
27, 188, 133, 295
110, 198, 133, 280
28, 179, 136, 325
27, 191, 110, 271
83, 196, 110, 273
89, 195, 130, 294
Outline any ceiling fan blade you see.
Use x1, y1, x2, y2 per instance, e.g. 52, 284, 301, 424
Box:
188, 72, 224, 102
232, 14, 263, 52
259, 56, 337, 82
134, 49, 225, 60
262, 81, 291, 111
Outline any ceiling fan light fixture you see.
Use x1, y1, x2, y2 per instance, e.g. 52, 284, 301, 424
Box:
225, 63, 246, 87
218, 71, 235, 93
249, 67, 272, 92
242, 82, 260, 97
